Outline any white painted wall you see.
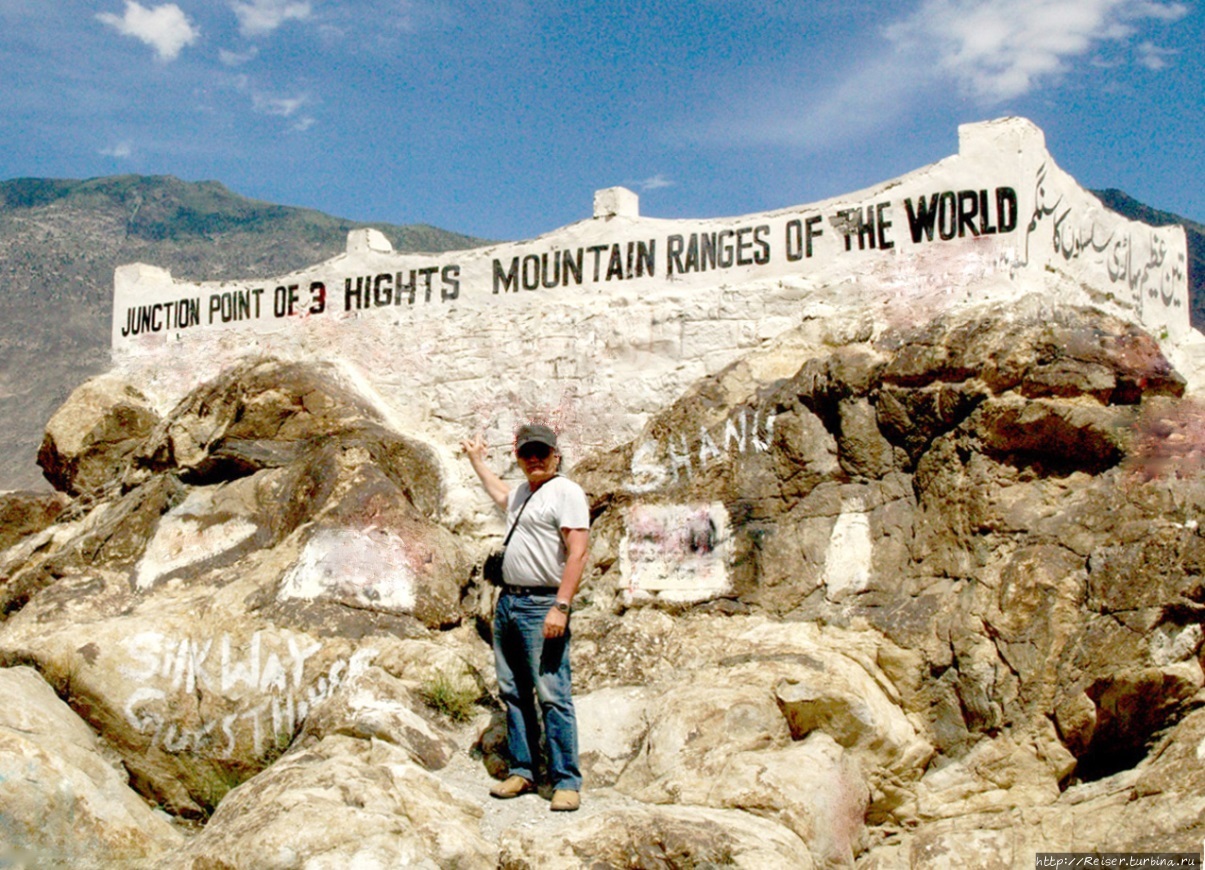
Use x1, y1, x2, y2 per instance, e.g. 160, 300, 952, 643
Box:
109, 117, 1191, 535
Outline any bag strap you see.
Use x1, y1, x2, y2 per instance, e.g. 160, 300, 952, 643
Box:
501, 475, 558, 545
501, 493, 532, 546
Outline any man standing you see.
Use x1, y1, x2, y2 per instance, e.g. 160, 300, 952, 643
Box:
461, 423, 589, 812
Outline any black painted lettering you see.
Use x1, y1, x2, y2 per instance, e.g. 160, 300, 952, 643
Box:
493, 258, 519, 294
441, 265, 460, 301
717, 229, 735, 268
753, 225, 771, 264
419, 267, 438, 302
875, 204, 894, 250
905, 194, 940, 243
785, 220, 803, 262
736, 227, 755, 264
588, 244, 609, 281
683, 234, 700, 273
344, 277, 365, 310
521, 255, 540, 291
805, 215, 823, 257
309, 282, 326, 314
997, 187, 1018, 233
562, 249, 583, 285
859, 208, 877, 251
834, 210, 857, 252
373, 274, 392, 306
173, 298, 199, 329
957, 191, 979, 238
667, 235, 686, 275
978, 190, 997, 235
635, 240, 655, 277
606, 244, 624, 280
938, 192, 957, 241
251, 288, 263, 318
397, 270, 418, 305
700, 232, 718, 271
208, 293, 222, 324
541, 252, 561, 288
274, 286, 288, 317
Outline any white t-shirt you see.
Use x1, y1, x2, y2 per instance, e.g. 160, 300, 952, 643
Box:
501, 476, 589, 588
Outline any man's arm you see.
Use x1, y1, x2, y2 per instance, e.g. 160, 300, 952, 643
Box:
544, 527, 588, 639
461, 434, 509, 510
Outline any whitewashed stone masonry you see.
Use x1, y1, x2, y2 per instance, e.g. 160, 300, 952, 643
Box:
110, 117, 1191, 530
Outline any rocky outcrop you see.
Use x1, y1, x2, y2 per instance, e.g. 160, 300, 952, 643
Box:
0, 666, 183, 867
2, 359, 472, 827
2, 301, 1204, 866
0, 489, 67, 551
571, 299, 1204, 860
37, 374, 159, 497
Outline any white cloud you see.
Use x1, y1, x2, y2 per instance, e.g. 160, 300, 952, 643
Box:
96, 1, 200, 61
681, 47, 922, 152
230, 0, 312, 37
886, 0, 1189, 102
250, 89, 316, 130
637, 174, 675, 191
219, 46, 260, 66
1137, 39, 1177, 69
251, 92, 308, 117
100, 142, 134, 158
1133, 1, 1190, 20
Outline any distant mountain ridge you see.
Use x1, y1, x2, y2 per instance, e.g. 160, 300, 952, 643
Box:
0, 175, 1199, 492
0, 174, 485, 256
0, 175, 488, 491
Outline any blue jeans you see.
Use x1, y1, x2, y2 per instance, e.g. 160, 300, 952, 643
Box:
493, 591, 581, 790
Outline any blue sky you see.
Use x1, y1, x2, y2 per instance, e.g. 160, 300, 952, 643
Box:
0, 1, 1200, 241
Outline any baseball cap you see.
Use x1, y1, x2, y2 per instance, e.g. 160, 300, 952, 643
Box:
515, 423, 557, 452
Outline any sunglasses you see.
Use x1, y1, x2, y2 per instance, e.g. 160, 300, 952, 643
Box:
517, 443, 554, 460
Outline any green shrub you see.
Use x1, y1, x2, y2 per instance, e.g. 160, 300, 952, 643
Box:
418, 671, 480, 723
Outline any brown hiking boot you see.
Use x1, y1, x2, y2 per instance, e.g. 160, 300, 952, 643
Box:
489, 775, 536, 799
550, 789, 580, 811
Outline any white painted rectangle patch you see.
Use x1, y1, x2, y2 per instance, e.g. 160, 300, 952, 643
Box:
619, 502, 732, 602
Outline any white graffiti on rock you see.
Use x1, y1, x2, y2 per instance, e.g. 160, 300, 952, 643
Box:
119, 630, 377, 758
626, 405, 777, 494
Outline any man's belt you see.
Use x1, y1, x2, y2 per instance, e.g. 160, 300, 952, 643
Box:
501, 585, 559, 596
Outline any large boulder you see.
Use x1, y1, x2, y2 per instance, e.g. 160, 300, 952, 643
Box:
0, 666, 182, 867
37, 374, 159, 497
0, 359, 474, 817
169, 734, 496, 868
129, 358, 443, 519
